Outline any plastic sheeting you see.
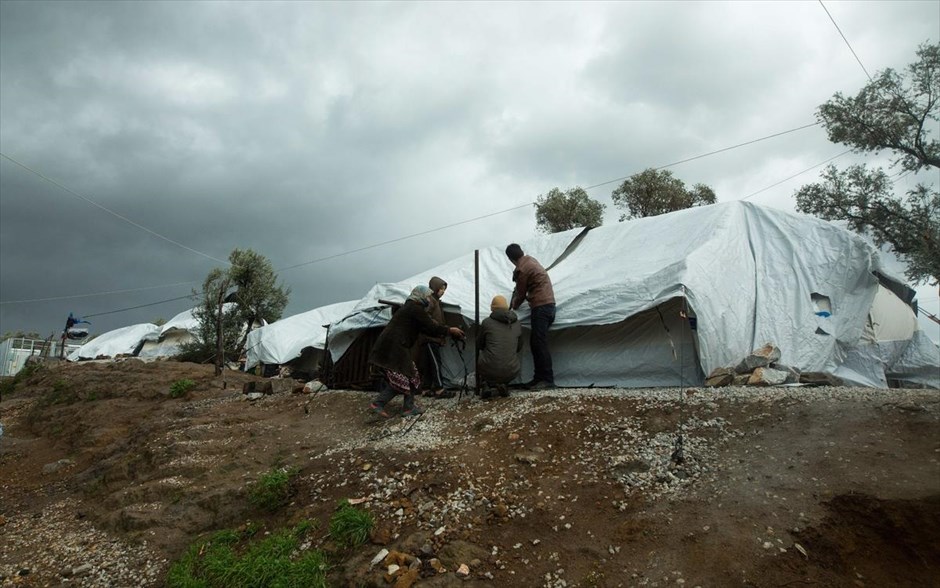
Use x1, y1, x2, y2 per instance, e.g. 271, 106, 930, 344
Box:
68, 323, 160, 361
328, 201, 939, 388
244, 300, 359, 369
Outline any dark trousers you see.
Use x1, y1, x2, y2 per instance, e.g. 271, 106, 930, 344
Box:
530, 303, 556, 383
375, 378, 416, 411
419, 342, 444, 391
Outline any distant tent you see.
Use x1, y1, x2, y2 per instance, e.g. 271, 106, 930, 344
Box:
138, 303, 237, 360
244, 300, 359, 377
68, 323, 160, 361
326, 201, 939, 389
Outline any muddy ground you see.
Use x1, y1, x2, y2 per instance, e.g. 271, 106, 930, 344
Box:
0, 359, 938, 587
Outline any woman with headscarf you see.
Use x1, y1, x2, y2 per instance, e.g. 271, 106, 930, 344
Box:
369, 285, 465, 417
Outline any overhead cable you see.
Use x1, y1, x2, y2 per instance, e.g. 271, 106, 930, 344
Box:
0, 152, 231, 265
1, 121, 825, 305
740, 149, 852, 200
583, 122, 821, 191
83, 294, 196, 318
818, 0, 873, 81
0, 280, 200, 305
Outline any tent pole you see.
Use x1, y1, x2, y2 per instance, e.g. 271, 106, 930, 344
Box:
474, 249, 480, 397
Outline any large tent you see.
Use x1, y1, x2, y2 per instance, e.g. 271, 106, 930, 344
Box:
244, 300, 359, 374
326, 201, 939, 389
68, 323, 160, 361
137, 303, 241, 360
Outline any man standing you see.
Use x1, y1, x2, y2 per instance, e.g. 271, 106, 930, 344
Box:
506, 243, 556, 389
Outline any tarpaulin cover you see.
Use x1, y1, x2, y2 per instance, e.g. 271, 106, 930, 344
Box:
68, 323, 160, 361
327, 201, 939, 388
244, 300, 359, 370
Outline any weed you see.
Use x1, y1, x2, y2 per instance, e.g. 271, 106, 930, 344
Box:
248, 467, 299, 512
167, 522, 326, 588
329, 500, 374, 549
169, 379, 197, 399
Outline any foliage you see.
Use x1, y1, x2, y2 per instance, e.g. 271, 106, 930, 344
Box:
180, 249, 289, 367
1, 330, 42, 342
795, 165, 939, 283
817, 43, 939, 173
611, 168, 716, 220
169, 379, 197, 399
248, 467, 299, 512
534, 187, 605, 233
329, 500, 374, 548
228, 248, 290, 357
177, 268, 241, 366
796, 43, 940, 284
166, 522, 327, 588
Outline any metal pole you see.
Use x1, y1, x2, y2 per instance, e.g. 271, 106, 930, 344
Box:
474, 249, 480, 397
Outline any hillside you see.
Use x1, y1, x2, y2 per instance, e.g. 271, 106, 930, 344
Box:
1, 359, 938, 587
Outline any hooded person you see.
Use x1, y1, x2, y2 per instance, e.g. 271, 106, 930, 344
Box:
370, 285, 465, 417
476, 294, 523, 399
414, 276, 451, 398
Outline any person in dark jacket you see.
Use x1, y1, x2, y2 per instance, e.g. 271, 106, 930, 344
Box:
415, 276, 451, 398
370, 285, 465, 417
506, 243, 556, 389
477, 294, 523, 399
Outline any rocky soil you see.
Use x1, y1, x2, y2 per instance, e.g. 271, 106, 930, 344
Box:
0, 359, 938, 587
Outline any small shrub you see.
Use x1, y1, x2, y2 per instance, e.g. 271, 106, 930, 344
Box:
169, 379, 197, 399
329, 500, 374, 548
167, 522, 327, 588
248, 467, 299, 512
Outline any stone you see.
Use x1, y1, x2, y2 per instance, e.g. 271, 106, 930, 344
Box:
734, 343, 782, 373
514, 451, 540, 465
456, 564, 470, 577
393, 568, 420, 588
72, 564, 93, 577
748, 367, 788, 386
733, 374, 751, 386
430, 558, 447, 574
704, 367, 734, 388
508, 433, 520, 441
261, 379, 296, 395
370, 525, 392, 545
303, 379, 327, 393
371, 548, 390, 568
246, 392, 264, 401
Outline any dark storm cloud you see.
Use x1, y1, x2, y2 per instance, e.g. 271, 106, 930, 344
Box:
1, 1, 937, 337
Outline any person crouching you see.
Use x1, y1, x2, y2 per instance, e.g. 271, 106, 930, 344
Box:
369, 285, 465, 417
477, 294, 523, 399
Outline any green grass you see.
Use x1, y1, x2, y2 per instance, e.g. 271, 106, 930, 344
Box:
248, 467, 299, 512
166, 523, 327, 588
329, 500, 374, 548
170, 379, 197, 398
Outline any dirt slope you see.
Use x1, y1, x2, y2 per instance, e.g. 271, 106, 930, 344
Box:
1, 359, 938, 587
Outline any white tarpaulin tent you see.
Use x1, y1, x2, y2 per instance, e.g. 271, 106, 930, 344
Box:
244, 300, 359, 370
138, 303, 237, 359
327, 201, 939, 389
68, 323, 160, 361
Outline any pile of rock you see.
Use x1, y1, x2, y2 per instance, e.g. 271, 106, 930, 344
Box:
704, 343, 842, 388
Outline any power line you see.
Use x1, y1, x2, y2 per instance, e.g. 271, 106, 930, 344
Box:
818, 0, 872, 82
0, 152, 231, 266
83, 293, 196, 318
583, 122, 821, 191
740, 149, 852, 200
0, 280, 200, 305
277, 202, 534, 272
1, 121, 825, 306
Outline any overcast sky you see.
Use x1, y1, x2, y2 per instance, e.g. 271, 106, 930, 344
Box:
1, 0, 937, 342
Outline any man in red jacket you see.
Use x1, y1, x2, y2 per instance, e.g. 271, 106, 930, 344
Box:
506, 243, 556, 389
